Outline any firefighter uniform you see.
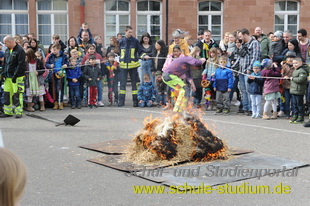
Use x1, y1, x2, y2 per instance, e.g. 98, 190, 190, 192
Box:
118, 36, 145, 107
1, 44, 26, 117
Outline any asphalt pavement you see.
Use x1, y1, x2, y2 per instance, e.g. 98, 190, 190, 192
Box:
1, 90, 309, 206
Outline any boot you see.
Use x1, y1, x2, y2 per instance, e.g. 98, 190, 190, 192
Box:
132, 94, 138, 107
262, 112, 270, 120
270, 112, 278, 119
59, 102, 64, 110
118, 94, 125, 107
39, 101, 45, 111
26, 102, 35, 112
53, 101, 59, 110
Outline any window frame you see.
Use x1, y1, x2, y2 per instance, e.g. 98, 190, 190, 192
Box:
274, 1, 299, 35
104, 0, 131, 46
0, 0, 29, 39
36, 0, 68, 47
136, 0, 162, 41
197, 0, 223, 42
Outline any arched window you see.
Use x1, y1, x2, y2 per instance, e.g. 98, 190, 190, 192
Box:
0, 0, 28, 40
136, 0, 161, 42
198, 1, 223, 42
274, 1, 299, 35
105, 0, 130, 46
37, 0, 68, 46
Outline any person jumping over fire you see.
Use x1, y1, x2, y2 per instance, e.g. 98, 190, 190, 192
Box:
162, 56, 206, 112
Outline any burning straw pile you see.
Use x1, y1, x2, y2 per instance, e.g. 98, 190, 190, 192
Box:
125, 113, 227, 164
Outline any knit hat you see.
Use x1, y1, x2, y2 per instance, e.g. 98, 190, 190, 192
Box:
155, 70, 162, 76
274, 30, 283, 39
0, 51, 4, 58
252, 61, 261, 68
261, 58, 272, 69
286, 51, 297, 58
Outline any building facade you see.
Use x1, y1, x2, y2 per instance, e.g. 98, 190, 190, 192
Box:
0, 0, 309, 46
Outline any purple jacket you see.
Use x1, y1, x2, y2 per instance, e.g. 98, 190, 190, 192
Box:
261, 66, 281, 94
164, 56, 203, 82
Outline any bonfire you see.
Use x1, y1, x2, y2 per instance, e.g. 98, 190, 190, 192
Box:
125, 111, 227, 164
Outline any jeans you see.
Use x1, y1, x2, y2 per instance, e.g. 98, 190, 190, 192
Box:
69, 85, 81, 106
291, 94, 304, 117
97, 80, 103, 102
216, 91, 230, 109
250, 94, 262, 116
284, 89, 292, 116
138, 100, 152, 107
53, 75, 64, 102
141, 59, 154, 85
239, 74, 251, 111
157, 93, 167, 105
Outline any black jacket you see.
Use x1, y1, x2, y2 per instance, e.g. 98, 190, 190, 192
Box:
3, 44, 26, 78
83, 64, 102, 87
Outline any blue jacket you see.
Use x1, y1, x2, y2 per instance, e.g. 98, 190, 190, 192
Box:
138, 82, 156, 102
66, 66, 83, 86
213, 67, 233, 91
46, 51, 69, 73
247, 72, 264, 95
118, 36, 145, 69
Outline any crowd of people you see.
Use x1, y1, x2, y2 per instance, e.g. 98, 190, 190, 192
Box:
0, 23, 309, 126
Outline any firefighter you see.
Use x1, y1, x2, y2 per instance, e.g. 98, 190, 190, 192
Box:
118, 26, 148, 107
0, 35, 26, 118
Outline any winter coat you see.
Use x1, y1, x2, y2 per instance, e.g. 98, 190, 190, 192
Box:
45, 51, 69, 74
138, 82, 156, 102
155, 48, 168, 72
156, 80, 167, 94
119, 36, 145, 69
168, 39, 190, 56
259, 34, 271, 60
163, 56, 203, 82
83, 64, 102, 87
66, 66, 83, 86
261, 66, 281, 94
247, 72, 264, 95
196, 39, 218, 60
3, 44, 26, 78
290, 65, 308, 95
282, 63, 295, 89
271, 40, 284, 57
213, 67, 233, 91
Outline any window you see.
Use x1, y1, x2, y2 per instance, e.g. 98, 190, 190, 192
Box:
198, 1, 223, 42
136, 0, 161, 42
274, 1, 299, 35
105, 0, 130, 46
37, 0, 68, 46
0, 0, 28, 41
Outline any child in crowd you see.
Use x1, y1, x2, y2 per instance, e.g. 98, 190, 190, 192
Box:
285, 57, 308, 123
202, 47, 219, 110
83, 55, 102, 108
67, 57, 83, 109
213, 55, 233, 114
138, 74, 156, 107
48, 34, 67, 53
0, 148, 27, 206
104, 52, 119, 106
25, 49, 46, 112
247, 61, 264, 118
46, 43, 69, 110
281, 51, 297, 118
261, 58, 281, 120
70, 49, 82, 65
189, 46, 203, 108
77, 23, 93, 45
155, 71, 167, 107
271, 31, 284, 60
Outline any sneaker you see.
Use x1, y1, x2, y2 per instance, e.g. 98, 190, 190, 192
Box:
255, 114, 262, 119
277, 111, 285, 117
0, 113, 13, 118
71, 105, 76, 109
237, 109, 245, 114
133, 102, 138, 107
216, 108, 223, 113
246, 110, 252, 116
97, 101, 105, 107
15, 114, 22, 118
303, 120, 310, 127
77, 105, 82, 109
294, 117, 304, 124
290, 115, 298, 123
234, 100, 241, 106
93, 104, 97, 108
88, 105, 93, 109
223, 109, 230, 114
251, 114, 256, 118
